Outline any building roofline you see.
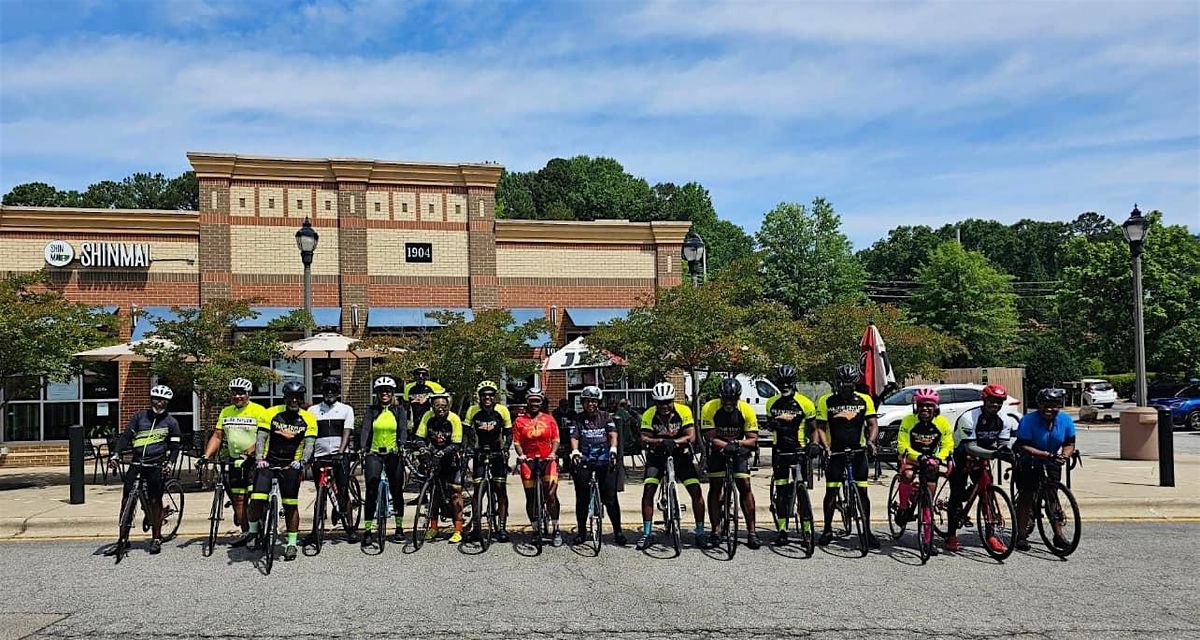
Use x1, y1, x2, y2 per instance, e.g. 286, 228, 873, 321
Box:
0, 206, 199, 235
187, 152, 504, 188
495, 219, 691, 245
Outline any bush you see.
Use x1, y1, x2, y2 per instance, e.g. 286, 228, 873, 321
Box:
1105, 372, 1159, 400
1081, 358, 1105, 377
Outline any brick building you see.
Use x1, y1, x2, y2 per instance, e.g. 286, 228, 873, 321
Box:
0, 152, 690, 446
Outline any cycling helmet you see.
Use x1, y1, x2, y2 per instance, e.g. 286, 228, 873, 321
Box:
525, 387, 545, 401
321, 376, 341, 391
280, 380, 306, 398
373, 376, 397, 391
981, 384, 1008, 400
429, 392, 451, 403
410, 363, 430, 374
913, 387, 941, 406
476, 380, 499, 395
580, 385, 602, 401
651, 382, 676, 402
1036, 388, 1066, 405
229, 377, 253, 392
717, 377, 742, 399
835, 364, 859, 385
775, 365, 797, 383
149, 385, 174, 400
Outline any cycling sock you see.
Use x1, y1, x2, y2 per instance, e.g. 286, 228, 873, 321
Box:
249, 522, 259, 534
363, 520, 374, 531
286, 532, 297, 546
394, 516, 403, 529
643, 521, 653, 536
776, 518, 786, 531
695, 522, 705, 535
454, 520, 463, 532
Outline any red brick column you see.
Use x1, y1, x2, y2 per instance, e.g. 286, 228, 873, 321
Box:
337, 183, 371, 411
466, 187, 499, 309
198, 178, 232, 302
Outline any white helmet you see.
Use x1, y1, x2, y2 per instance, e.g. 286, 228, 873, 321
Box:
150, 385, 174, 400
651, 382, 676, 401
525, 387, 545, 401
373, 376, 398, 391
580, 385, 602, 400
228, 377, 253, 392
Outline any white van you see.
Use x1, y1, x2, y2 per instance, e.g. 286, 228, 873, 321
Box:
683, 373, 780, 416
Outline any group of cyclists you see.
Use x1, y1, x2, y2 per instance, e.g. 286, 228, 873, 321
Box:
105, 361, 1079, 560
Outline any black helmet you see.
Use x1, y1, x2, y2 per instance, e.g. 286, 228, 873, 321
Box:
835, 364, 859, 385
281, 380, 306, 398
775, 365, 797, 383
321, 377, 341, 391
1036, 388, 1066, 405
718, 377, 742, 399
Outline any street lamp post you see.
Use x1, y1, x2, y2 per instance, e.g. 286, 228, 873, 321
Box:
1122, 205, 1150, 407
682, 231, 707, 285
296, 218, 319, 403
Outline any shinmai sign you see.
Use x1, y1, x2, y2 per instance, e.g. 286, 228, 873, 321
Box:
43, 240, 151, 268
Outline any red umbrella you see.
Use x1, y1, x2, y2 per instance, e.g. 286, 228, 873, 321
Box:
859, 322, 896, 400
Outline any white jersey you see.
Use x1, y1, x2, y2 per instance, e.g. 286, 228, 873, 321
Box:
308, 401, 355, 457
953, 407, 1016, 448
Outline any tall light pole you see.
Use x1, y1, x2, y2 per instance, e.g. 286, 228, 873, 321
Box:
682, 230, 707, 285
296, 218, 319, 403
1122, 205, 1150, 407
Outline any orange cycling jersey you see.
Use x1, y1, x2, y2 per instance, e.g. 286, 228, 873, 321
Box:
513, 413, 559, 459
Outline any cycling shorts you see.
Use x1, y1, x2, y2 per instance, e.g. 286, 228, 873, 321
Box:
519, 458, 558, 490
471, 452, 509, 484
825, 450, 868, 488
644, 448, 700, 487
251, 467, 302, 507
224, 456, 255, 495
433, 451, 464, 488
706, 449, 751, 479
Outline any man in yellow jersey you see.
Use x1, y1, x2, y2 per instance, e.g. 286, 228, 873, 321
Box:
248, 381, 317, 561
895, 387, 954, 556
464, 380, 513, 543
637, 382, 706, 550
415, 393, 465, 543
702, 377, 761, 550
359, 375, 408, 547
404, 363, 446, 435
198, 377, 268, 548
813, 364, 881, 549
764, 365, 817, 547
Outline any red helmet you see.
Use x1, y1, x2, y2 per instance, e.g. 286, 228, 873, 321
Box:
913, 387, 940, 406
981, 384, 1008, 400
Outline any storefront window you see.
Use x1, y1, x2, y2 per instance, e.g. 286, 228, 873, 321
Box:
566, 366, 654, 412
43, 402, 81, 441
83, 364, 119, 399
3, 404, 40, 441
0, 364, 121, 442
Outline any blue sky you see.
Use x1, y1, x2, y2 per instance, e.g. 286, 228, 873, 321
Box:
1, 0, 1196, 247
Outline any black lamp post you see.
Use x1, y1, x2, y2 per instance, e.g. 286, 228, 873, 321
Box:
295, 218, 319, 401
1122, 205, 1150, 407
682, 230, 707, 284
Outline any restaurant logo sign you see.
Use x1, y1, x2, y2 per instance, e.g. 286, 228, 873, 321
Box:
44, 240, 152, 268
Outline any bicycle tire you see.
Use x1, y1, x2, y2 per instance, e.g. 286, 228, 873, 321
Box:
376, 479, 389, 552
115, 483, 139, 564
345, 474, 363, 532
310, 483, 328, 555
794, 484, 816, 558
479, 476, 495, 551
1037, 481, 1081, 557
589, 481, 603, 555
931, 475, 952, 539
412, 477, 436, 551
845, 481, 868, 557
533, 474, 544, 554
161, 478, 184, 542
886, 475, 905, 540
916, 486, 933, 564
667, 481, 681, 558
722, 475, 738, 558
977, 485, 1015, 561
264, 494, 278, 575
204, 484, 222, 557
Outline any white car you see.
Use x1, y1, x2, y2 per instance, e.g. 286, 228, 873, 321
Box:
876, 384, 1023, 434
1082, 378, 1118, 408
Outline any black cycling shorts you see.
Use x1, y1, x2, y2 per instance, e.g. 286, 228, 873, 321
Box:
1015, 458, 1061, 495
433, 450, 464, 487
251, 466, 302, 507
471, 452, 508, 484
825, 449, 868, 488
644, 448, 700, 486
123, 463, 164, 502
224, 456, 255, 495
706, 449, 751, 479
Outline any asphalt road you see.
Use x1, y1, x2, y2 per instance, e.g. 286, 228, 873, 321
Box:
2, 522, 1197, 639
1075, 426, 1200, 456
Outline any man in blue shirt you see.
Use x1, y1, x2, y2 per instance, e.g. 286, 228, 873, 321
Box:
1013, 387, 1077, 551
568, 386, 626, 546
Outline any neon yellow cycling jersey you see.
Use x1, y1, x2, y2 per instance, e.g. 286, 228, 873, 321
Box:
897, 414, 954, 462
215, 402, 268, 458
700, 399, 758, 441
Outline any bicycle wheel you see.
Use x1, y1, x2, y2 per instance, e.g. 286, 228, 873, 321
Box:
411, 478, 436, 551
916, 487, 934, 564
161, 479, 184, 542
533, 475, 545, 554
845, 483, 868, 557
264, 495, 278, 575
342, 474, 363, 533
886, 475, 905, 540
375, 480, 389, 552
115, 485, 139, 564
931, 476, 952, 539
722, 476, 738, 558
310, 483, 328, 555
666, 482, 682, 557
794, 485, 816, 558
204, 484, 223, 557
977, 485, 1015, 561
1036, 481, 1081, 557
478, 478, 495, 552
589, 482, 603, 555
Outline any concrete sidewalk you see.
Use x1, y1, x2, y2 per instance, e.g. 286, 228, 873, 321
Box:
1, 444, 1196, 541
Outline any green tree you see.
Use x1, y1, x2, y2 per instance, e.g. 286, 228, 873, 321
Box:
162, 171, 200, 210
361, 309, 549, 413
857, 224, 943, 283
133, 299, 311, 426
692, 217, 754, 276
756, 198, 866, 315
82, 180, 136, 208
1017, 323, 1084, 399
495, 170, 536, 219
0, 273, 116, 411
909, 241, 1019, 367
797, 300, 962, 385
1069, 212, 1116, 242
2, 182, 82, 207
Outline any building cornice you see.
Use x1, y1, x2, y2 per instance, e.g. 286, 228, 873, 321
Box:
494, 219, 692, 245
0, 206, 199, 236
188, 152, 504, 188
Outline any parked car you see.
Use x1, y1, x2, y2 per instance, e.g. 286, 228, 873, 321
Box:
876, 384, 1023, 435
1150, 383, 1200, 431
1082, 378, 1118, 408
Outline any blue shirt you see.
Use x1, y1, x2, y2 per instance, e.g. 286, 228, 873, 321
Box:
1016, 411, 1076, 453
569, 410, 617, 463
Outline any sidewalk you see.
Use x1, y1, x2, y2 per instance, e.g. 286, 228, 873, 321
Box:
1, 448, 1196, 540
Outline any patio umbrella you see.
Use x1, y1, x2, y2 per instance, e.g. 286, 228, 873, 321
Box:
73, 338, 181, 362
283, 332, 380, 359
859, 322, 896, 401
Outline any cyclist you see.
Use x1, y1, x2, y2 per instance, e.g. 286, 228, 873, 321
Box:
404, 363, 445, 434
465, 380, 513, 543
702, 377, 762, 550
764, 365, 817, 546
105, 384, 181, 556
813, 364, 881, 549
359, 375, 408, 546
947, 384, 1017, 553
199, 377, 267, 548
1013, 387, 1076, 551
415, 393, 466, 543
512, 387, 563, 547
894, 387, 954, 556
638, 382, 707, 550
248, 381, 317, 562
307, 376, 356, 543
568, 386, 625, 546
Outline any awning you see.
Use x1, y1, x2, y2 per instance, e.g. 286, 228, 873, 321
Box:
544, 336, 623, 370
564, 308, 630, 327
283, 332, 378, 359
507, 308, 549, 347
74, 338, 185, 362
239, 306, 341, 328
368, 307, 474, 328
132, 306, 188, 340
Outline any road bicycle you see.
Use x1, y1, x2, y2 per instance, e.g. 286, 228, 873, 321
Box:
201, 458, 236, 557
306, 452, 362, 556
769, 447, 816, 557
111, 459, 184, 564
362, 448, 400, 553
412, 448, 463, 550
578, 459, 607, 555
523, 456, 556, 554
1014, 454, 1081, 557
467, 447, 506, 551
887, 454, 942, 564
655, 453, 684, 557
929, 448, 1016, 561
712, 447, 751, 558
254, 465, 290, 575
824, 447, 870, 558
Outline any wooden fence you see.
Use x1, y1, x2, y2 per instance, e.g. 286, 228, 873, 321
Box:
903, 367, 1026, 403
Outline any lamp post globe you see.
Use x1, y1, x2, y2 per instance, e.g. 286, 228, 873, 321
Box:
682, 230, 706, 281
1122, 204, 1149, 254
1122, 205, 1150, 408
296, 218, 319, 265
